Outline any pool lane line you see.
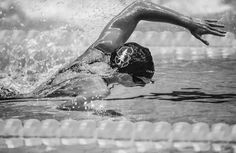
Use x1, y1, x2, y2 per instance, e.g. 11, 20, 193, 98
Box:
0, 119, 235, 152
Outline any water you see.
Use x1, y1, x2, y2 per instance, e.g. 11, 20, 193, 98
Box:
0, 0, 236, 124
109, 58, 236, 124
1, 56, 235, 124
1, 1, 236, 153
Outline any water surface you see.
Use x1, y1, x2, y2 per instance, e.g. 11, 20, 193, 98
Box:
1, 56, 235, 124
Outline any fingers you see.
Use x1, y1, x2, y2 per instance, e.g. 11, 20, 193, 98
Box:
207, 26, 227, 34
204, 19, 227, 37
205, 19, 218, 23
200, 38, 209, 46
193, 33, 209, 46
208, 28, 226, 37
205, 19, 225, 29
207, 22, 224, 28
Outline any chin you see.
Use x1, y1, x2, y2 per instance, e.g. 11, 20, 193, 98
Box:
120, 83, 136, 87
136, 84, 146, 87
119, 81, 146, 87
123, 83, 146, 87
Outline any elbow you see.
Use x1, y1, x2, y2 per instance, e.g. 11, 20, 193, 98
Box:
131, 0, 148, 8
128, 0, 148, 20
119, 0, 150, 21
133, 0, 147, 5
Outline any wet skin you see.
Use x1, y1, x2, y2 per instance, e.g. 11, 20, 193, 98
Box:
0, 1, 226, 111
28, 48, 112, 110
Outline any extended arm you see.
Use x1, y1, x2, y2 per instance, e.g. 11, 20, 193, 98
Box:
93, 0, 226, 52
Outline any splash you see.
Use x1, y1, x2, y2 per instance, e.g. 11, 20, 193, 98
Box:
0, 0, 134, 94
0, 0, 234, 94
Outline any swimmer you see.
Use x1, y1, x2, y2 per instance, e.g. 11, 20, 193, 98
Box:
0, 1, 226, 111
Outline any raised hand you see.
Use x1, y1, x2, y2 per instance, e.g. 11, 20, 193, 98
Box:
189, 18, 227, 45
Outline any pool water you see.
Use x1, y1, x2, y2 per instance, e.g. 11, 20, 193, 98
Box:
1, 1, 236, 152
1, 54, 235, 124
0, 0, 235, 125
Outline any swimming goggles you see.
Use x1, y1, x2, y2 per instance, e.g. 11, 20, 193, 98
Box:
115, 46, 134, 68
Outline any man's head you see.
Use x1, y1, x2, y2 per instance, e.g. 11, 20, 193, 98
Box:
110, 42, 155, 87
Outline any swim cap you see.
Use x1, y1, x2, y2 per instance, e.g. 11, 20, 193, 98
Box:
110, 42, 154, 84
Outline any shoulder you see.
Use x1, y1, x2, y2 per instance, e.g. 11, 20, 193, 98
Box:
58, 46, 110, 73
78, 47, 108, 64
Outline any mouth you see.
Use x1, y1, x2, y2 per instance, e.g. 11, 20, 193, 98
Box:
134, 76, 154, 87
136, 84, 145, 87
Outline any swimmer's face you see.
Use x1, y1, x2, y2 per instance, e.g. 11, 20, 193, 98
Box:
111, 43, 155, 87
117, 73, 153, 87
